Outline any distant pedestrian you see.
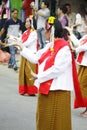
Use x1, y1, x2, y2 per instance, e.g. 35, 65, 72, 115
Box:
36, 0, 50, 49
0, 8, 23, 71
10, 0, 22, 19
22, 0, 34, 20
57, 4, 68, 27
64, 3, 76, 27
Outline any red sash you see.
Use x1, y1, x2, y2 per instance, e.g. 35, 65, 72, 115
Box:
72, 53, 85, 108
22, 29, 35, 43
22, 29, 31, 43
74, 39, 87, 108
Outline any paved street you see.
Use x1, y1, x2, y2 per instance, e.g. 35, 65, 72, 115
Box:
0, 55, 87, 130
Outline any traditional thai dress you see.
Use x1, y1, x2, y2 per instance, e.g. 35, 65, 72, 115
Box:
21, 37, 87, 129
19, 29, 38, 95
20, 38, 76, 130
70, 34, 87, 108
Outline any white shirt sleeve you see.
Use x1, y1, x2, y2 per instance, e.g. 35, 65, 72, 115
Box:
20, 47, 39, 64
75, 13, 82, 25
20, 42, 51, 64
76, 42, 87, 53
70, 34, 80, 47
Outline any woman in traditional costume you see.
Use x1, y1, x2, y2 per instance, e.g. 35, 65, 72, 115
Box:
18, 16, 38, 95
7, 17, 82, 130
70, 33, 87, 117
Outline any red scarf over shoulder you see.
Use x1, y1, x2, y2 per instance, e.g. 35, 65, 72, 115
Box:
22, 29, 31, 43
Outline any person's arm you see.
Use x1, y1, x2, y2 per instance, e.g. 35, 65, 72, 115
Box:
0, 40, 5, 46
70, 34, 80, 47
20, 42, 51, 64
0, 28, 5, 37
70, 34, 87, 53
72, 13, 82, 28
0, 20, 8, 38
37, 9, 50, 18
37, 10, 45, 17
64, 26, 80, 47
76, 42, 87, 53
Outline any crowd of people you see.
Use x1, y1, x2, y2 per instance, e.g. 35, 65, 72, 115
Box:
0, 0, 87, 130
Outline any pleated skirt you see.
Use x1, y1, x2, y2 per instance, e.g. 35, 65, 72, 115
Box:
36, 90, 72, 130
78, 65, 87, 98
19, 56, 38, 94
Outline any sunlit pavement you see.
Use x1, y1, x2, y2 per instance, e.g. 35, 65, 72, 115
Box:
0, 54, 87, 130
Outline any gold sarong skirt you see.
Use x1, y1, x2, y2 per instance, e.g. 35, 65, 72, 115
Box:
36, 90, 72, 130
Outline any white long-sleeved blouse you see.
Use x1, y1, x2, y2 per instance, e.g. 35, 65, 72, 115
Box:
20, 42, 74, 91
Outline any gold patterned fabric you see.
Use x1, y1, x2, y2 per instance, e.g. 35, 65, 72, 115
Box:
78, 65, 87, 98
19, 56, 38, 94
36, 90, 72, 130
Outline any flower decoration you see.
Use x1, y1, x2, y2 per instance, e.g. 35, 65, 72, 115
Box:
45, 16, 55, 30
48, 16, 55, 25
50, 47, 54, 54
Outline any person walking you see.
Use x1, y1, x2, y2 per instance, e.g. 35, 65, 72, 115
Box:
0, 8, 23, 71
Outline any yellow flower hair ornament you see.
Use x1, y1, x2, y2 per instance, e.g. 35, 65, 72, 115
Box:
46, 16, 55, 30
48, 16, 55, 25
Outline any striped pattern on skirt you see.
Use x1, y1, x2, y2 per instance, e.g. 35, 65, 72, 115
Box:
78, 65, 87, 98
36, 90, 72, 130
19, 56, 38, 94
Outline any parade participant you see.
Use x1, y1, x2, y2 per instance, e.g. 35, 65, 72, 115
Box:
9, 16, 38, 95
70, 33, 87, 117
6, 17, 83, 130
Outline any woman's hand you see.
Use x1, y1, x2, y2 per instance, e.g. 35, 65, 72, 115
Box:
29, 70, 37, 81
30, 70, 37, 80
4, 42, 24, 51
64, 26, 73, 35
0, 40, 5, 46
